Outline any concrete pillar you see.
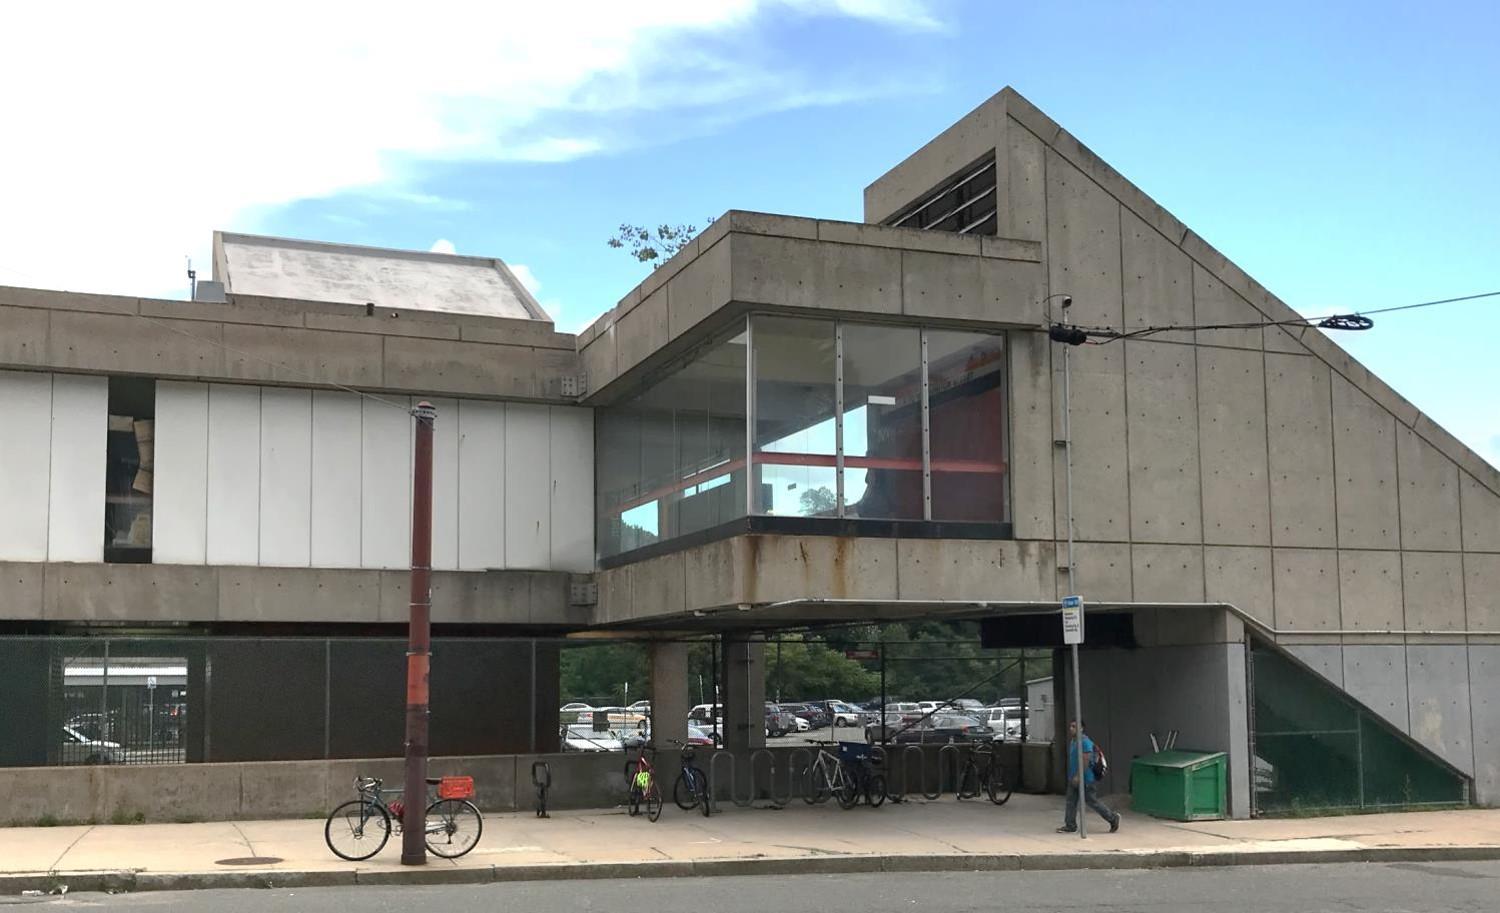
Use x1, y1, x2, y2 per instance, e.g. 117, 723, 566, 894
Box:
721, 637, 766, 755
649, 641, 690, 748
1224, 641, 1252, 820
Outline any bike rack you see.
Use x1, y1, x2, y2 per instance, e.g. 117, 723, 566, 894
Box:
782, 746, 814, 806
708, 749, 758, 809
936, 743, 965, 799
531, 761, 551, 818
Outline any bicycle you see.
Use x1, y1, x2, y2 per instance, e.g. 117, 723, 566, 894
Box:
956, 740, 1014, 806
671, 740, 712, 817
624, 743, 663, 821
838, 742, 887, 809
804, 741, 852, 805
324, 775, 483, 861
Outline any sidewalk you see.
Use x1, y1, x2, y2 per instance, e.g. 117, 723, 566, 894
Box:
5, 794, 1500, 894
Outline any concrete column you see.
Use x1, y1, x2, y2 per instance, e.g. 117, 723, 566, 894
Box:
649, 641, 690, 748
721, 637, 766, 755
1224, 641, 1252, 819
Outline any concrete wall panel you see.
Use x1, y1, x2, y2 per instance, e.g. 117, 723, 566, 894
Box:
1045, 150, 1121, 328
1065, 541, 1131, 603
1192, 264, 1262, 350
1468, 646, 1500, 801
548, 406, 595, 573
1403, 552, 1466, 632
1121, 210, 1192, 340
206, 384, 261, 565
47, 373, 107, 562
1396, 426, 1461, 551
220, 324, 378, 388
1406, 645, 1473, 773
1337, 550, 1403, 632
1461, 473, 1500, 553
218, 566, 379, 623
258, 387, 312, 567
1197, 347, 1270, 546
668, 236, 732, 339
504, 403, 551, 569
902, 250, 983, 321
1001, 118, 1046, 242
1284, 644, 1343, 686
1332, 375, 1399, 549
614, 288, 669, 378
1053, 342, 1128, 541
152, 381, 209, 565
0, 305, 48, 368
730, 233, 902, 315
45, 563, 218, 622
747, 536, 898, 604
1341, 644, 1410, 732
1125, 341, 1201, 542
0, 371, 52, 561
1131, 544, 1204, 603
895, 539, 1050, 602
1205, 545, 1273, 627
429, 397, 460, 571
1466, 554, 1500, 631
1266, 354, 1336, 547
382, 336, 540, 399
1007, 329, 1053, 540
0, 562, 44, 619
1273, 548, 1339, 631
457, 399, 505, 571
630, 549, 687, 618
310, 391, 362, 568
359, 397, 410, 570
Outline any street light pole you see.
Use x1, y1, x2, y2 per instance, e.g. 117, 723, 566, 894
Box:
402, 401, 436, 866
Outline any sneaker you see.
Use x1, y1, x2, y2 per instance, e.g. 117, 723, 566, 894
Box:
1110, 815, 1121, 833
1056, 825, 1077, 833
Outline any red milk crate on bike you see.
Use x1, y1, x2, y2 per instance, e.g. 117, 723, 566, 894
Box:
438, 776, 475, 800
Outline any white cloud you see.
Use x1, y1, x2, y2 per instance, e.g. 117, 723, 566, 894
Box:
0, 0, 938, 299
429, 239, 457, 255
508, 264, 542, 296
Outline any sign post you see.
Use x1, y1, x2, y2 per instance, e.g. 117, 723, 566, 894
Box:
1063, 594, 1085, 838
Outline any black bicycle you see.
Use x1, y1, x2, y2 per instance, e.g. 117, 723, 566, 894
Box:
671, 741, 712, 816
325, 775, 483, 861
838, 743, 887, 809
956, 741, 1014, 805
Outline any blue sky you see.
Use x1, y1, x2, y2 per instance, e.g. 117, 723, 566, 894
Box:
3, 1, 1496, 464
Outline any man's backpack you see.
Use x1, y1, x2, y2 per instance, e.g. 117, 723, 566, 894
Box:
1090, 744, 1108, 781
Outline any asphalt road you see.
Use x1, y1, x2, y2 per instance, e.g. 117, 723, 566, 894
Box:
16, 862, 1500, 911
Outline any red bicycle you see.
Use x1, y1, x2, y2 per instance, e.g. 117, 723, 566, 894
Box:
624, 743, 663, 822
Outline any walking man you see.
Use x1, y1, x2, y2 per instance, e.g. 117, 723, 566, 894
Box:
1058, 719, 1120, 833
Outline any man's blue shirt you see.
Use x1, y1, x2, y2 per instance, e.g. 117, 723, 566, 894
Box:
1067, 734, 1096, 784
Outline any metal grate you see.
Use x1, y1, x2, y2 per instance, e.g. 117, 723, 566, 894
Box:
884, 154, 998, 236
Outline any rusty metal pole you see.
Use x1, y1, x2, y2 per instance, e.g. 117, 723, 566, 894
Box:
402, 401, 436, 866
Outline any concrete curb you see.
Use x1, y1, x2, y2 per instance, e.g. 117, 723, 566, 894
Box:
8, 845, 1500, 895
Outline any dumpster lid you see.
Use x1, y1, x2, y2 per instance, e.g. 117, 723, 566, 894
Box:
1134, 749, 1226, 769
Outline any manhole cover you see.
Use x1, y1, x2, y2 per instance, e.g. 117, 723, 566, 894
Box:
215, 857, 283, 866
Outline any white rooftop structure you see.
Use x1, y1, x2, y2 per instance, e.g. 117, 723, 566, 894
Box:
212, 231, 549, 321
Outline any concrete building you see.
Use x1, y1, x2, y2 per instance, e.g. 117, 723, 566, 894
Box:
3, 87, 1497, 819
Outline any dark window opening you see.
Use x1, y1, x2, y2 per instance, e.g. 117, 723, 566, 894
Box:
105, 377, 155, 564
884, 153, 997, 235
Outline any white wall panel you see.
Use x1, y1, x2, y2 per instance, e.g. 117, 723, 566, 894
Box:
457, 400, 505, 571
152, 381, 209, 564
361, 398, 412, 569
504, 403, 551, 569
259, 388, 312, 567
429, 398, 459, 571
549, 406, 595, 572
47, 374, 107, 562
206, 384, 261, 565
311, 391, 363, 568
0, 371, 53, 561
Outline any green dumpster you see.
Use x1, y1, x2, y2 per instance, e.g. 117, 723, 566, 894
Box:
1130, 750, 1227, 821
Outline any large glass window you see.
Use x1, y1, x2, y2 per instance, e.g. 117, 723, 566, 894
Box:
596, 324, 747, 560
596, 315, 1010, 562
1250, 640, 1467, 814
926, 330, 1008, 523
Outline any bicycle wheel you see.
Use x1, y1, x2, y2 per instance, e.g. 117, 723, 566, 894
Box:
956, 760, 979, 800
804, 761, 830, 804
646, 785, 663, 822
696, 769, 712, 818
628, 785, 642, 816
674, 770, 699, 811
836, 770, 861, 810
866, 773, 887, 808
424, 799, 483, 858
987, 764, 1014, 806
325, 799, 390, 861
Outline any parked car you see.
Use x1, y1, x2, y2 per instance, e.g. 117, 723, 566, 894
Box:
883, 702, 923, 722
627, 700, 652, 713
560, 723, 623, 752
765, 704, 798, 737
826, 701, 876, 727
948, 698, 986, 714
865, 711, 916, 744
60, 725, 121, 764
868, 713, 992, 745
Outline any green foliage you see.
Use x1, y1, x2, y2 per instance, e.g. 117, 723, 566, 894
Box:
559, 642, 649, 706
798, 486, 837, 516
606, 221, 712, 266
765, 634, 878, 702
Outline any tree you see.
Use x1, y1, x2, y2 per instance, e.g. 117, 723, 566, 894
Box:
798, 486, 837, 516
606, 221, 710, 267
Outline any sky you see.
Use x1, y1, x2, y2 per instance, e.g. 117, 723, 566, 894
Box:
2, 0, 1496, 464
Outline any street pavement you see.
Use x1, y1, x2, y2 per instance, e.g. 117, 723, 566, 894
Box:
3, 793, 1500, 895
21, 862, 1500, 911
